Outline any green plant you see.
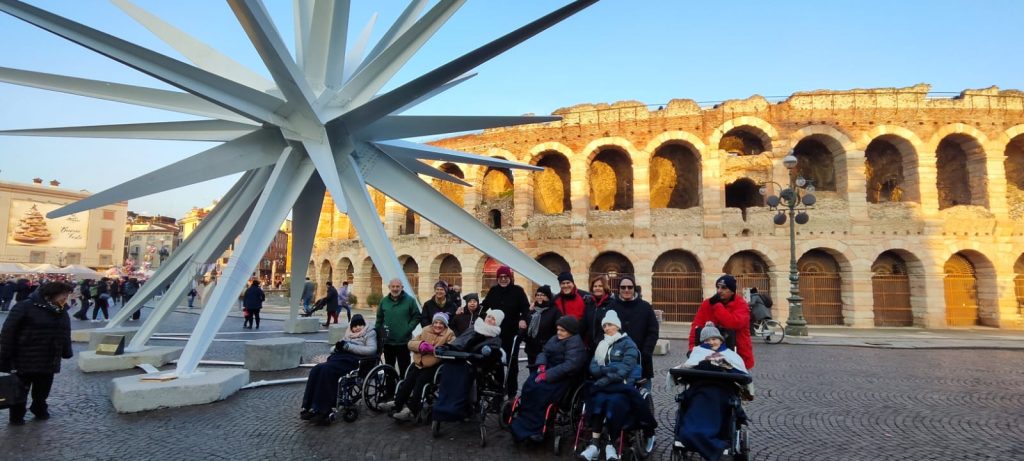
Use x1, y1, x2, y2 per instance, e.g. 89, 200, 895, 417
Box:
366, 292, 383, 308
347, 292, 358, 307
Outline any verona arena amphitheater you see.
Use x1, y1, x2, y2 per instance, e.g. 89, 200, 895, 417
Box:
308, 84, 1024, 330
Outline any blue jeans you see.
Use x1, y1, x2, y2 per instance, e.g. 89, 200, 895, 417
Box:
339, 304, 351, 321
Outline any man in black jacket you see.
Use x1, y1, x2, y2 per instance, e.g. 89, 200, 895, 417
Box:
611, 275, 659, 389
0, 278, 15, 312
479, 265, 530, 399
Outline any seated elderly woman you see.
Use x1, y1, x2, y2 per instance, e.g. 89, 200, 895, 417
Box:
300, 314, 377, 425
431, 310, 504, 423
509, 315, 587, 443
383, 312, 456, 422
578, 311, 657, 461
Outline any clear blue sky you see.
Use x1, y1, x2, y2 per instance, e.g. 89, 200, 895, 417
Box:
2, 0, 1022, 217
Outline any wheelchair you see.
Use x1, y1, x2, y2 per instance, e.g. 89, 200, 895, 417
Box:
503, 377, 585, 455
388, 361, 442, 423
430, 348, 509, 447
327, 356, 380, 423
668, 368, 751, 461
573, 378, 656, 461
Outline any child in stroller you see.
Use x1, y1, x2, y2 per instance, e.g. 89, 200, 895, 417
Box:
300, 314, 377, 425
670, 321, 751, 461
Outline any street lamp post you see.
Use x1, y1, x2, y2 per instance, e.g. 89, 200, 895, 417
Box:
762, 151, 816, 336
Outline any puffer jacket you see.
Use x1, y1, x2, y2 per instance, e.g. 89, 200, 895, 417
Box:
589, 335, 640, 387
335, 327, 378, 358
0, 293, 73, 374
536, 334, 587, 384
407, 326, 455, 369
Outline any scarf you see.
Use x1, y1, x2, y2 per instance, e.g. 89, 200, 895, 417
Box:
344, 327, 368, 341
473, 318, 501, 338
528, 303, 551, 338
594, 332, 624, 366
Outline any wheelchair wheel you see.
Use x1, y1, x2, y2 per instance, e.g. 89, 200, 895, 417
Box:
552, 435, 562, 456
735, 426, 751, 461
499, 400, 513, 429
431, 420, 441, 438
761, 320, 785, 344
479, 425, 487, 447
342, 407, 358, 423
362, 364, 399, 412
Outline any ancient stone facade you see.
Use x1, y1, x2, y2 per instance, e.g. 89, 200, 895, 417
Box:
310, 84, 1024, 329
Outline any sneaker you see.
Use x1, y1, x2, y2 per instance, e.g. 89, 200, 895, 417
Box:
604, 444, 619, 461
673, 440, 685, 449
31, 409, 49, 420
377, 401, 395, 412
577, 444, 599, 461
391, 408, 414, 422
644, 435, 655, 452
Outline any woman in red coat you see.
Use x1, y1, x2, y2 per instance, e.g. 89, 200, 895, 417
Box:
687, 275, 755, 370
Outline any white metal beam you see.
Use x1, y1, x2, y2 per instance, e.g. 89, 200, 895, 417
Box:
354, 0, 428, 76
342, 12, 377, 84
356, 115, 558, 141
288, 174, 325, 318
0, 120, 258, 142
322, 0, 351, 90
372, 140, 543, 171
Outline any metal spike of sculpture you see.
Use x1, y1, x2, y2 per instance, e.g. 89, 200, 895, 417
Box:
0, 0, 595, 377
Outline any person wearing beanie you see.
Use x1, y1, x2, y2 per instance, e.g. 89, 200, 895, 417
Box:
479, 265, 530, 399
509, 314, 587, 443
580, 308, 656, 461
385, 309, 455, 422
301, 313, 378, 425
553, 271, 587, 321
421, 280, 457, 328
610, 274, 660, 398
524, 285, 560, 368
452, 292, 481, 336
688, 274, 754, 371
432, 305, 505, 424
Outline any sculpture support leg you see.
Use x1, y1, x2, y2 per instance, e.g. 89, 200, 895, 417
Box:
289, 174, 325, 319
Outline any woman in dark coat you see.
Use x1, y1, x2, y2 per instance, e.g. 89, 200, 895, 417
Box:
0, 282, 74, 425
242, 280, 265, 329
510, 315, 587, 443
301, 314, 377, 425
524, 285, 560, 368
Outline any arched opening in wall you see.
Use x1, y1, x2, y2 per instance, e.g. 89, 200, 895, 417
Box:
723, 251, 771, 296
798, 249, 843, 325
651, 250, 703, 321
937, 134, 988, 210
725, 178, 764, 221
944, 253, 979, 326
536, 252, 571, 276
482, 166, 514, 202
489, 209, 502, 229
589, 251, 634, 293
306, 260, 316, 280
650, 143, 700, 209
719, 127, 769, 156
338, 258, 354, 284
400, 256, 419, 299
434, 163, 465, 207
792, 137, 837, 192
438, 254, 463, 290
1014, 254, 1024, 317
401, 209, 417, 235
871, 251, 912, 326
319, 259, 333, 297
1004, 135, 1024, 219
366, 258, 383, 296
589, 148, 633, 210
866, 136, 919, 203
534, 152, 571, 214
481, 257, 502, 296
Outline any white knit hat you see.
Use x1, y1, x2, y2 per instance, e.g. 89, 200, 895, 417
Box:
700, 321, 724, 342
487, 309, 505, 325
601, 310, 622, 329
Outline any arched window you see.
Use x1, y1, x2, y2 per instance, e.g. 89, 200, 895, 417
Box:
944, 253, 979, 326
435, 163, 465, 207
725, 178, 763, 221
722, 251, 771, 296
589, 251, 634, 292
936, 135, 988, 209
719, 128, 768, 156
438, 255, 462, 289
650, 143, 699, 209
865, 137, 911, 203
1004, 135, 1024, 219
792, 138, 836, 191
798, 250, 843, 325
871, 251, 912, 326
534, 152, 572, 214
489, 209, 502, 229
401, 256, 419, 297
589, 149, 633, 210
651, 250, 703, 321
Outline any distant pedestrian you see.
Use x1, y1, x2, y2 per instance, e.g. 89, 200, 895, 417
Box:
0, 278, 15, 312
188, 287, 198, 308
338, 281, 352, 322
91, 278, 110, 322
124, 278, 141, 320
322, 281, 339, 327
0, 281, 74, 425
243, 280, 265, 329
73, 279, 92, 320
301, 277, 315, 314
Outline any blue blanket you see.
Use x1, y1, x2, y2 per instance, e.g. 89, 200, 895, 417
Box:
584, 381, 656, 438
676, 383, 736, 461
509, 371, 570, 442
432, 361, 475, 422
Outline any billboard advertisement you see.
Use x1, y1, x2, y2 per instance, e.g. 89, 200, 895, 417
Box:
6, 200, 89, 248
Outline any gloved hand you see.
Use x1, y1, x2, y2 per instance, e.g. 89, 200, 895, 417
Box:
709, 294, 723, 306
419, 341, 435, 354
535, 370, 547, 383
594, 377, 610, 388
538, 364, 546, 374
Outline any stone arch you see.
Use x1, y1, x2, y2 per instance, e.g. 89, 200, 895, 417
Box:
362, 256, 383, 296
337, 257, 354, 284
871, 250, 916, 326
709, 117, 778, 155
306, 259, 316, 280
532, 150, 572, 214
722, 250, 773, 296
650, 141, 701, 209
401, 208, 418, 235
589, 147, 634, 210
865, 134, 921, 203
789, 125, 857, 197
589, 251, 635, 292
399, 255, 419, 298
935, 133, 989, 209
798, 249, 844, 325
481, 165, 514, 202
434, 162, 466, 207
943, 250, 996, 326
488, 209, 502, 229
1004, 133, 1024, 219
435, 254, 463, 289
1014, 254, 1024, 316
651, 250, 704, 321
319, 259, 333, 297
536, 252, 571, 276
724, 177, 764, 219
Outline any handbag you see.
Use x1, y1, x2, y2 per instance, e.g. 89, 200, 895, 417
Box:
243, 309, 251, 318
0, 373, 27, 410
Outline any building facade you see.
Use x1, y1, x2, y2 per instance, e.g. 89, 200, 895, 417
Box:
124, 213, 180, 270
310, 85, 1024, 329
0, 178, 127, 268
179, 203, 290, 288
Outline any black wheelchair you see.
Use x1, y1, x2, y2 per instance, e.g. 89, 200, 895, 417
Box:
429, 348, 508, 447
503, 378, 585, 455
669, 368, 751, 461
573, 377, 656, 461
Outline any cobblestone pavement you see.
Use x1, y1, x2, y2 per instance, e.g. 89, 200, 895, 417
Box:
1, 307, 1022, 461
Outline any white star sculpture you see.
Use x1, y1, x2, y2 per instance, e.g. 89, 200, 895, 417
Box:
0, 0, 592, 377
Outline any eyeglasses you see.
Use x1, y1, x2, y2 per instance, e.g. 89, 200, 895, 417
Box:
618, 285, 635, 290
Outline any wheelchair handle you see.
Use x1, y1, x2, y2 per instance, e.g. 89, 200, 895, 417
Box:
669, 367, 753, 385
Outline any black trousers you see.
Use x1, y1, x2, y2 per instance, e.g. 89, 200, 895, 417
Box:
125, 295, 139, 320
244, 309, 261, 328
382, 345, 411, 377
74, 298, 91, 319
9, 373, 54, 422
91, 298, 109, 320
502, 335, 522, 399
394, 365, 438, 414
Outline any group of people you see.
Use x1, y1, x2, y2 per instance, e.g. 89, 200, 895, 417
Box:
299, 278, 353, 326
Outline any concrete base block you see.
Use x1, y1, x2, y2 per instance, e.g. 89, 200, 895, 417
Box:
111, 368, 249, 413
86, 327, 140, 350
653, 339, 670, 356
328, 322, 350, 344
283, 317, 322, 334
244, 337, 305, 371
78, 346, 183, 373
71, 328, 93, 343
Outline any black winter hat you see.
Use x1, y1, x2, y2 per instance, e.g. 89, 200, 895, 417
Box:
556, 315, 579, 335
557, 272, 575, 284
463, 292, 480, 303
350, 314, 366, 328
536, 285, 554, 299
